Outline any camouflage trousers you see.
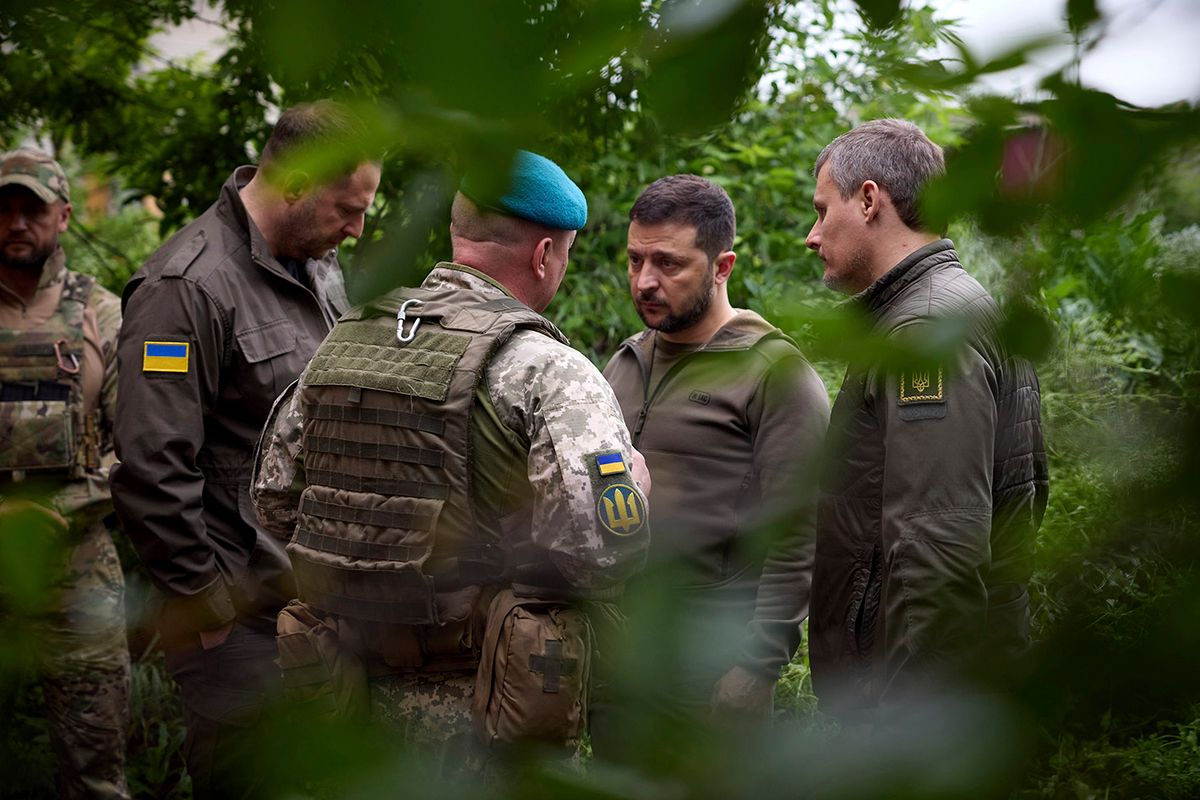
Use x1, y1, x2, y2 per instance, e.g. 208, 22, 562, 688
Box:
370, 670, 490, 776
35, 521, 131, 800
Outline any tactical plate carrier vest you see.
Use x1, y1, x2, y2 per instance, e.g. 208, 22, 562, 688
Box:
0, 272, 101, 479
289, 285, 568, 626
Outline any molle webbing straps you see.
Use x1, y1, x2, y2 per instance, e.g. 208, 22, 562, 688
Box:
0, 271, 96, 476
303, 469, 450, 500
304, 436, 445, 467
293, 528, 428, 563
299, 495, 438, 531
304, 402, 446, 435
290, 556, 439, 625
290, 284, 567, 625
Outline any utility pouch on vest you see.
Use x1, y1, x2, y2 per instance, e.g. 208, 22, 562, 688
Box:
277, 600, 370, 719
0, 271, 95, 479
0, 399, 75, 473
472, 589, 592, 753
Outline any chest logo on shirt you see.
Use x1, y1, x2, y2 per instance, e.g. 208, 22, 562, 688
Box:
142, 341, 190, 374
597, 483, 646, 536
688, 390, 711, 405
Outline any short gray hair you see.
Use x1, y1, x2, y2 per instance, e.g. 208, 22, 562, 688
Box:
813, 119, 945, 231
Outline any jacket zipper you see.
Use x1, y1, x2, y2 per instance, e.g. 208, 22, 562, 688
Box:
628, 338, 703, 447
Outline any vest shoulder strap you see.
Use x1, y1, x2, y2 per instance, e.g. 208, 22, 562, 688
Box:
60, 270, 96, 310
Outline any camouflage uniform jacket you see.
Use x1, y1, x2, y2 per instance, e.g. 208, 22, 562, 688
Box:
111, 166, 350, 639
810, 239, 1049, 720
253, 263, 650, 597
0, 246, 121, 525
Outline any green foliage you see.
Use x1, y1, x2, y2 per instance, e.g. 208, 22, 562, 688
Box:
2, 0, 1200, 797
65, 206, 162, 298
125, 654, 190, 799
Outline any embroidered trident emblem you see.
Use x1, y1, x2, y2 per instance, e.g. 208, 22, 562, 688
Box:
599, 484, 645, 535
911, 371, 932, 393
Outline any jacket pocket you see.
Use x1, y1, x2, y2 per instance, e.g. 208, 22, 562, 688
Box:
234, 319, 300, 417
237, 318, 298, 363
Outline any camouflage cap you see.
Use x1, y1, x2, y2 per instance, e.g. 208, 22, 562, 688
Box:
0, 148, 70, 204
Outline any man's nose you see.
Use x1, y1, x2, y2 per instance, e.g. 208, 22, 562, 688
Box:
805, 223, 820, 251
343, 213, 365, 240
636, 267, 659, 294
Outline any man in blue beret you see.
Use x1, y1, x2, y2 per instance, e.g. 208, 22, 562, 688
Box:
251, 149, 650, 767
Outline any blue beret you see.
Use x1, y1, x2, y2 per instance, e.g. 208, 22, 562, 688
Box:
460, 150, 587, 231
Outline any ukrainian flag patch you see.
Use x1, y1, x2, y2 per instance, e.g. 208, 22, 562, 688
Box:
595, 452, 625, 476
143, 341, 190, 374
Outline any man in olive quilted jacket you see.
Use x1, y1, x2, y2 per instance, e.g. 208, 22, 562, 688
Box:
805, 119, 1049, 725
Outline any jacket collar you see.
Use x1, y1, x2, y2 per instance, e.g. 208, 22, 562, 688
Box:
217, 166, 284, 271
620, 308, 783, 360
854, 238, 958, 316
421, 262, 516, 298
37, 246, 67, 290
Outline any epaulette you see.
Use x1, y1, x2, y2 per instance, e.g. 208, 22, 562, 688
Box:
161, 231, 207, 278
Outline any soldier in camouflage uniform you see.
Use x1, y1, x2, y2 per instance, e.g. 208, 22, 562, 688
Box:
0, 148, 130, 799
251, 150, 650, 766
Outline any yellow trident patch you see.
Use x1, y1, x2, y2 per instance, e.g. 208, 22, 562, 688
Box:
899, 366, 944, 403
597, 483, 646, 536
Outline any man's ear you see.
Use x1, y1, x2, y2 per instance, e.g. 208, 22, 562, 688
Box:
56, 202, 72, 234
861, 180, 882, 223
531, 236, 552, 281
713, 250, 736, 284
282, 170, 312, 204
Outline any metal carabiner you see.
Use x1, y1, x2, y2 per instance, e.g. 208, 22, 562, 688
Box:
53, 338, 80, 375
395, 298, 424, 343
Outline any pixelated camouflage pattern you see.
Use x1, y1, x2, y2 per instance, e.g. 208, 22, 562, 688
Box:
36, 520, 131, 800
250, 381, 306, 540
253, 265, 649, 594
0, 147, 71, 204
474, 305, 650, 589
371, 670, 476, 745
372, 671, 497, 776
253, 265, 645, 762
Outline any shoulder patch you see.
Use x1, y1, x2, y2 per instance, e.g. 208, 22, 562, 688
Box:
585, 450, 646, 537
594, 451, 625, 476
143, 340, 190, 375
898, 366, 946, 420
597, 483, 646, 537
